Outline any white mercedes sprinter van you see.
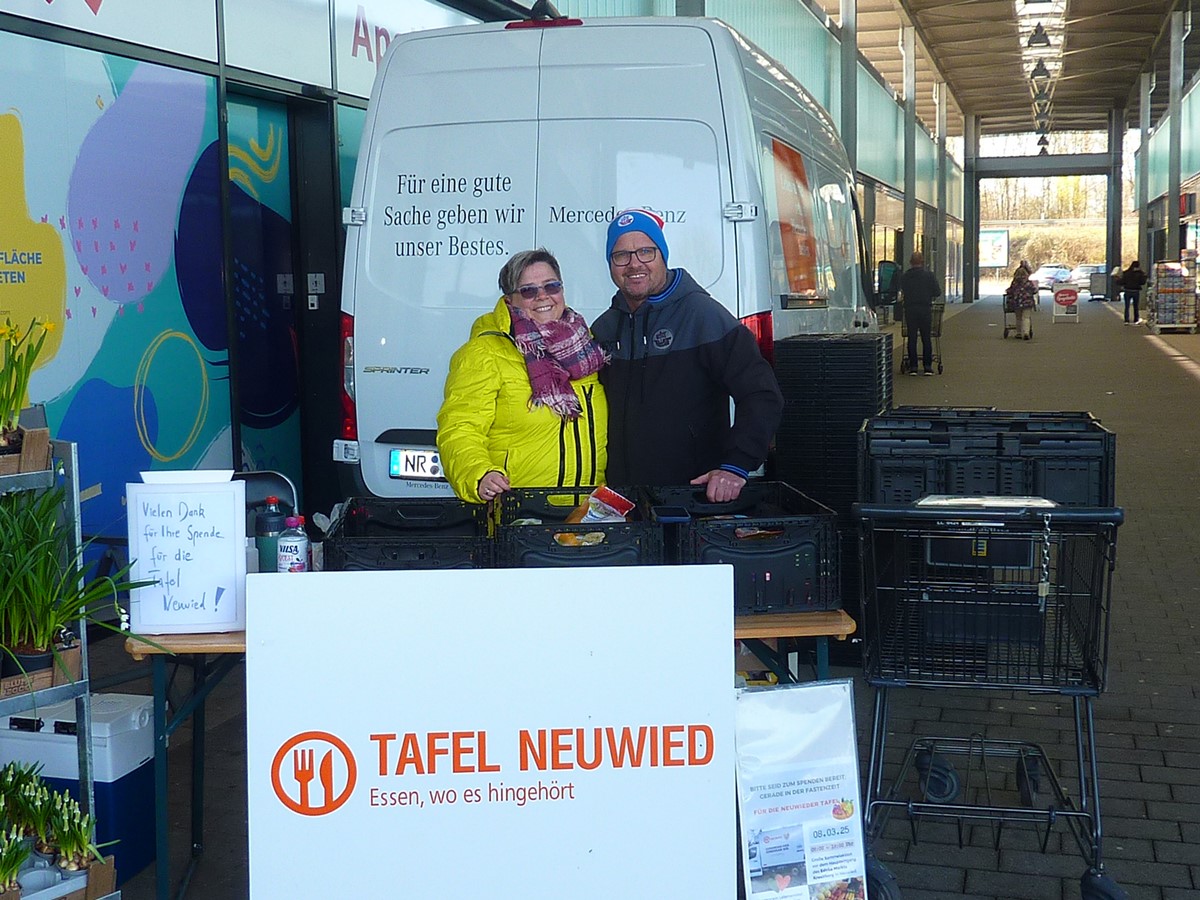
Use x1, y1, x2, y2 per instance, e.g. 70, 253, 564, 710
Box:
336, 15, 884, 499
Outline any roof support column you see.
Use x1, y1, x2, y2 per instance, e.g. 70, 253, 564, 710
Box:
1169, 10, 1183, 260
902, 25, 916, 269
963, 113, 979, 303
935, 80, 948, 295
1139, 72, 1151, 267
1106, 107, 1124, 277
840, 0, 857, 171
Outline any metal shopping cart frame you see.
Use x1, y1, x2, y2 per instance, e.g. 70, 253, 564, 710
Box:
854, 499, 1125, 900
898, 298, 946, 374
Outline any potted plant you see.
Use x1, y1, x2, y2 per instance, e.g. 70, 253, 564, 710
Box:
19, 782, 54, 858
0, 316, 53, 473
0, 485, 158, 678
0, 826, 30, 895
51, 794, 105, 877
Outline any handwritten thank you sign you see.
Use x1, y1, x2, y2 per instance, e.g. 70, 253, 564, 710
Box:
126, 472, 246, 634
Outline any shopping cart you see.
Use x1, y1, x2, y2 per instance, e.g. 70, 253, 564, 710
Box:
897, 298, 945, 374
855, 499, 1125, 900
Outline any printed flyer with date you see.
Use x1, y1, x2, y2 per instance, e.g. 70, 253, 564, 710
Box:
736, 681, 866, 899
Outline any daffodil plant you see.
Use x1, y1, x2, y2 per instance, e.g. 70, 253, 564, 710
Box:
0, 316, 53, 447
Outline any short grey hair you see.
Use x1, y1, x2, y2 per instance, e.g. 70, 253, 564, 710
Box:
498, 248, 561, 295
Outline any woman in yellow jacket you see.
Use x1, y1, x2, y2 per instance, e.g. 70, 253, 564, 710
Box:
437, 248, 609, 503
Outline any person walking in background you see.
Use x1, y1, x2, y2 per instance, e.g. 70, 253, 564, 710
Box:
1005, 262, 1037, 340
899, 251, 943, 375
437, 248, 609, 503
1119, 260, 1148, 324
592, 208, 782, 503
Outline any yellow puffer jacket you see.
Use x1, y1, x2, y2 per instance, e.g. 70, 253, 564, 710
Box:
437, 298, 607, 503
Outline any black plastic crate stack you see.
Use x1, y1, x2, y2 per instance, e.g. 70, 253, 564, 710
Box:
771, 333, 893, 642
324, 497, 493, 570
492, 486, 662, 568
648, 481, 839, 615
859, 409, 1116, 507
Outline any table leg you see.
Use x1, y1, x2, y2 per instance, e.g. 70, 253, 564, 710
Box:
815, 637, 829, 681
153, 655, 169, 900
191, 655, 206, 858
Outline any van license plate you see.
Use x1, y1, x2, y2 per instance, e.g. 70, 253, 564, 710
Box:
389, 449, 443, 480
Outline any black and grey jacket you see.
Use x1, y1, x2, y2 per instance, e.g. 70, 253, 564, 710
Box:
591, 269, 783, 486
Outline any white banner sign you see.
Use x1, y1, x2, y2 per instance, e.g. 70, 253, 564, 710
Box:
736, 681, 867, 899
246, 566, 736, 898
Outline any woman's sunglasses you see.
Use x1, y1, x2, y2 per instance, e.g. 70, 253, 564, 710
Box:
513, 280, 564, 300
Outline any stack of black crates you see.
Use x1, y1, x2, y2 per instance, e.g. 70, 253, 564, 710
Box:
323, 482, 840, 617
771, 333, 893, 648
859, 407, 1116, 507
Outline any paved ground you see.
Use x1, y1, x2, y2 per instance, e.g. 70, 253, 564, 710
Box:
88, 290, 1200, 899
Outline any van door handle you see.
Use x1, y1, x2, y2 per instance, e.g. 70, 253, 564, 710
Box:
723, 202, 759, 221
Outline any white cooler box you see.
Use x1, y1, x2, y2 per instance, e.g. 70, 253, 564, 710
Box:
0, 692, 154, 884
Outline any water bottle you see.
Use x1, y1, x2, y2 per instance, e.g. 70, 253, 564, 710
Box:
255, 496, 287, 574
276, 516, 310, 573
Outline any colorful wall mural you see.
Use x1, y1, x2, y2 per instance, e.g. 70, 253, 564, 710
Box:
0, 35, 226, 540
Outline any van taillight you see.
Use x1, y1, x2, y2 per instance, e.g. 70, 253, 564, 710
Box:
340, 312, 357, 441
740, 312, 775, 367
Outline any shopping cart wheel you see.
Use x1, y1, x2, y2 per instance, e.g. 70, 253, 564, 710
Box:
866, 855, 903, 900
937, 362, 943, 374
900, 357, 910, 375
1080, 868, 1129, 900
1016, 753, 1041, 807
914, 750, 960, 804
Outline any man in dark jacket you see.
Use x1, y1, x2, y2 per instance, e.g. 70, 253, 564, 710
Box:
899, 251, 943, 375
592, 209, 783, 503
1119, 260, 1148, 324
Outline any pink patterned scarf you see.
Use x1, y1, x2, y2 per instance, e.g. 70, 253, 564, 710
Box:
508, 302, 609, 419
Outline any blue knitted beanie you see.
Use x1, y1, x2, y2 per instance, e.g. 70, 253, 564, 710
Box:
606, 208, 668, 266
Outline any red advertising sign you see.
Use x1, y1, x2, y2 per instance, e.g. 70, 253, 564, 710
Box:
1053, 287, 1078, 307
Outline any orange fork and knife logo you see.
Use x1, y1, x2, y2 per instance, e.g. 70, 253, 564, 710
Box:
270, 731, 358, 816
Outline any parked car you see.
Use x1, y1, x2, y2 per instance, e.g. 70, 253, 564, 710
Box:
1030, 263, 1072, 291
1070, 263, 1106, 290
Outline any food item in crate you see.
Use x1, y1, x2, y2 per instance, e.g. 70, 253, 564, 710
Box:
733, 525, 785, 540
553, 531, 606, 547
564, 486, 635, 524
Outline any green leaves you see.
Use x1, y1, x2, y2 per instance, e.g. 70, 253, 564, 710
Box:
0, 486, 157, 658
0, 316, 53, 444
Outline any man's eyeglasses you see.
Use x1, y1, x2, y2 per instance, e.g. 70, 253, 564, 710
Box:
610, 247, 659, 266
512, 281, 563, 300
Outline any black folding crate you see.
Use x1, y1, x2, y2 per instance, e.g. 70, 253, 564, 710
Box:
493, 487, 661, 568
859, 410, 1116, 507
647, 481, 839, 614
323, 497, 493, 570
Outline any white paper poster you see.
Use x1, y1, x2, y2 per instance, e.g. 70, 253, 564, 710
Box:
736, 681, 866, 899
245, 566, 736, 898
126, 473, 246, 633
